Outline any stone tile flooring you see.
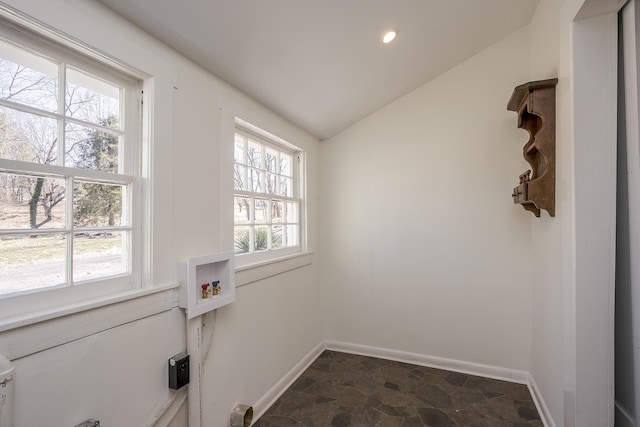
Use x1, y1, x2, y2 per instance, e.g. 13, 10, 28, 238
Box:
254, 350, 542, 427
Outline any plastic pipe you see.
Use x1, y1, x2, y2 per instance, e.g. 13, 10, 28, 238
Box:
186, 316, 202, 427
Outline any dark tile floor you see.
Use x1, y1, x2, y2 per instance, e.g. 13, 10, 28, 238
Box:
254, 350, 542, 427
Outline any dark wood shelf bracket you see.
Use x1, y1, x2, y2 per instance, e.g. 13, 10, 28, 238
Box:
508, 78, 558, 217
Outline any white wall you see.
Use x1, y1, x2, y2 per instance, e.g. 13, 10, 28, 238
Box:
528, 0, 622, 426
615, 3, 640, 425
171, 44, 322, 427
0, 1, 625, 426
319, 27, 534, 371
526, 0, 583, 424
12, 308, 186, 426
320, 3, 622, 425
0, 0, 321, 426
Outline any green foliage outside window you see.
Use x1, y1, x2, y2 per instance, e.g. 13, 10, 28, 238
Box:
234, 227, 282, 253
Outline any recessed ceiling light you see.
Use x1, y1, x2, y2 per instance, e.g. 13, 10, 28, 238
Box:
382, 29, 398, 44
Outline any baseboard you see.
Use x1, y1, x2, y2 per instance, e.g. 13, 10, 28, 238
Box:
252, 340, 555, 427
328, 342, 560, 427
324, 340, 530, 384
251, 341, 325, 422
528, 373, 555, 427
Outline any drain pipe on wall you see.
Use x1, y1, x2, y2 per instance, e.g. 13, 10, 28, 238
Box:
0, 354, 14, 427
187, 315, 203, 427
186, 310, 217, 427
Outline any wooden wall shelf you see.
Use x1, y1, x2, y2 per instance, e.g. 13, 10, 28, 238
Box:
508, 78, 558, 217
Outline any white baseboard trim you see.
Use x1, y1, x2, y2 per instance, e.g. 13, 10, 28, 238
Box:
252, 341, 325, 422
252, 340, 556, 427
528, 374, 555, 427
324, 341, 530, 384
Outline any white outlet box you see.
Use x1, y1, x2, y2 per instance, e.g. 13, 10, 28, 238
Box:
179, 252, 235, 318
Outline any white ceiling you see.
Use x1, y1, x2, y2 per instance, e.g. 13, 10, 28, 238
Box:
97, 0, 539, 140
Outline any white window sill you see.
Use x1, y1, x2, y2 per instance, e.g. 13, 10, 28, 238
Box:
0, 283, 179, 360
0, 252, 315, 359
235, 251, 314, 287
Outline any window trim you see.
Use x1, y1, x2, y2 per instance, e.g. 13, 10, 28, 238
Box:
233, 122, 306, 268
235, 251, 314, 287
0, 282, 179, 360
0, 14, 149, 319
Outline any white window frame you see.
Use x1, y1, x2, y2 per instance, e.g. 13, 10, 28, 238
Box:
0, 17, 146, 320
233, 124, 305, 267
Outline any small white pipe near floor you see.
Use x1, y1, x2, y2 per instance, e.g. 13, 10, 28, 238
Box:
187, 316, 203, 427
0, 354, 14, 427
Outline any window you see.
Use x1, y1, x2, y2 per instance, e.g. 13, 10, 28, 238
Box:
233, 126, 303, 263
0, 21, 142, 298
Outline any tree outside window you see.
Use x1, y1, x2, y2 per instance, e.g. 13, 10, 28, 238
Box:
0, 35, 139, 296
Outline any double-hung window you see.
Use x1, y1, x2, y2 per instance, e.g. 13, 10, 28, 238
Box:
233, 126, 303, 264
0, 21, 142, 299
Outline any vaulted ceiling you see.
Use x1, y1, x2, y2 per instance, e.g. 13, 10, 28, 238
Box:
97, 0, 539, 139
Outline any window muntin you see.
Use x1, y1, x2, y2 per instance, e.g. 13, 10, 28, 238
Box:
0, 26, 141, 298
233, 128, 301, 259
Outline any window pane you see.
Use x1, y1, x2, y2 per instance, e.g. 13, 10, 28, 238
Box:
234, 134, 245, 164
254, 225, 268, 252
254, 198, 268, 223
0, 173, 65, 230
285, 202, 298, 224
0, 233, 65, 295
0, 106, 58, 164
0, 40, 58, 112
234, 226, 250, 254
73, 181, 124, 227
280, 153, 292, 177
286, 225, 299, 247
271, 200, 284, 223
0, 27, 141, 298
265, 147, 277, 173
66, 67, 120, 128
266, 173, 277, 195
234, 196, 251, 224
234, 164, 246, 191
233, 126, 300, 259
272, 225, 283, 249
247, 139, 262, 168
249, 168, 262, 193
65, 122, 119, 172
73, 230, 126, 282
280, 177, 292, 197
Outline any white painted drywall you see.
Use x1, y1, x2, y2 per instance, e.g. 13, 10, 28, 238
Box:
526, 0, 584, 424
616, 4, 640, 426
170, 52, 322, 426
12, 309, 185, 426
0, 0, 321, 426
319, 27, 534, 371
0, 1, 625, 426
573, 11, 618, 427
527, 0, 621, 426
